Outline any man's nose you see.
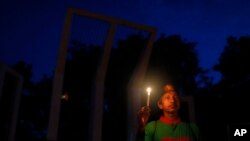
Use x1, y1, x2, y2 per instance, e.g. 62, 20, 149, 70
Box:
169, 97, 175, 102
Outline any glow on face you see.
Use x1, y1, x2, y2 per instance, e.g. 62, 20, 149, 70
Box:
160, 92, 180, 113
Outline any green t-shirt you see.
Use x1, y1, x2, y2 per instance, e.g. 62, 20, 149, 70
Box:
145, 116, 201, 141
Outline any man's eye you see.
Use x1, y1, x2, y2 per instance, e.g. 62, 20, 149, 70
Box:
165, 96, 170, 99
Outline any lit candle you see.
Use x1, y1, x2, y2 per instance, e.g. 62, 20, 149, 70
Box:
146, 87, 151, 106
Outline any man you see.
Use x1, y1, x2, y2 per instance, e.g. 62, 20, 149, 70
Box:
137, 84, 201, 141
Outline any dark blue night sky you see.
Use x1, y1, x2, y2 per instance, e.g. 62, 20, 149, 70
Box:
1, 0, 250, 82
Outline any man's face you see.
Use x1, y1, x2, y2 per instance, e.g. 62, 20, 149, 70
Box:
158, 90, 181, 114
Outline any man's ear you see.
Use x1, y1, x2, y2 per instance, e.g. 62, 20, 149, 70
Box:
157, 100, 163, 109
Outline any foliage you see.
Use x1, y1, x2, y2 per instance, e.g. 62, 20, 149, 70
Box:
147, 34, 202, 96
214, 36, 250, 97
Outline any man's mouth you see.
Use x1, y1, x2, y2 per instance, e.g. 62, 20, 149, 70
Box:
169, 105, 175, 109
169, 104, 177, 109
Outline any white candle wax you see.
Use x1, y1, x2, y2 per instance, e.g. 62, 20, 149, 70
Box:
146, 87, 151, 106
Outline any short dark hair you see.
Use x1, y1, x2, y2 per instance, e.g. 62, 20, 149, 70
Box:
163, 84, 177, 93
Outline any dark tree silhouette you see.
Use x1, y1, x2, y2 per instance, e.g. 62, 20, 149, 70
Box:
12, 61, 52, 141
12, 61, 33, 89
147, 34, 202, 96
214, 36, 250, 93
194, 35, 250, 141
0, 61, 47, 141
58, 40, 102, 141
103, 34, 148, 141
213, 35, 250, 122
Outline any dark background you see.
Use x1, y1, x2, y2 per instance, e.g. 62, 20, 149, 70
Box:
1, 0, 250, 141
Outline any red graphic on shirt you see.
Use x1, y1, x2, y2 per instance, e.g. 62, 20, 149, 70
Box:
160, 116, 181, 125
161, 137, 191, 141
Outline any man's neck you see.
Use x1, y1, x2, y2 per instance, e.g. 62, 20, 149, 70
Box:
160, 112, 181, 125
163, 112, 179, 120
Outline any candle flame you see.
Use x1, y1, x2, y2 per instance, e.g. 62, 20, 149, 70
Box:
146, 87, 151, 95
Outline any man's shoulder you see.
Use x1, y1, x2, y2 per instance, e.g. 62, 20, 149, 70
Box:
181, 121, 201, 138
